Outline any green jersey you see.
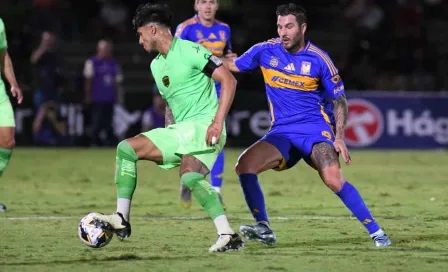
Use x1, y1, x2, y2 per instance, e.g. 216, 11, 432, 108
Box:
150, 38, 219, 123
0, 18, 7, 100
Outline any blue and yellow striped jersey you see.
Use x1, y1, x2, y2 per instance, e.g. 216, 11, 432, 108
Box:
175, 15, 232, 58
235, 38, 344, 126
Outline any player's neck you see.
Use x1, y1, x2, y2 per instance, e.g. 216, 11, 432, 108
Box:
198, 16, 215, 27
158, 34, 174, 57
287, 40, 306, 54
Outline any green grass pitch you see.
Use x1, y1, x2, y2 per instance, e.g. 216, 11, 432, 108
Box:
1, 148, 447, 271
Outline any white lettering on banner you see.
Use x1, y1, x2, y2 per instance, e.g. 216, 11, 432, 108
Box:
387, 109, 448, 144
229, 111, 250, 136
60, 104, 84, 136
14, 108, 33, 133
229, 110, 270, 137
113, 104, 141, 140
249, 111, 271, 137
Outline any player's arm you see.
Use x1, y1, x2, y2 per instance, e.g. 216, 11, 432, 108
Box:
320, 58, 351, 164
164, 102, 174, 127
83, 59, 94, 104
0, 50, 23, 104
222, 42, 264, 73
209, 59, 237, 126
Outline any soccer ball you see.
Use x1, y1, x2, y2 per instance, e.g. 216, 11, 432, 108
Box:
78, 212, 113, 248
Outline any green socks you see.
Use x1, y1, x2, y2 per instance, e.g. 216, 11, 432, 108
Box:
181, 172, 225, 220
0, 148, 12, 177
115, 141, 138, 199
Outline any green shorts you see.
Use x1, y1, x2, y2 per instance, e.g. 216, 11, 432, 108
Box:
141, 120, 226, 171
0, 97, 15, 127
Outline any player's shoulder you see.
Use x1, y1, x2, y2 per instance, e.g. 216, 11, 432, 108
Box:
252, 37, 282, 51
215, 19, 230, 29
0, 17, 4, 30
305, 41, 339, 74
175, 16, 198, 33
176, 38, 201, 50
150, 54, 163, 69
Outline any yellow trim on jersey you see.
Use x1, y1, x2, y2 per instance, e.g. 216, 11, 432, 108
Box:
308, 45, 338, 76
200, 40, 226, 56
268, 98, 275, 124
320, 105, 331, 124
261, 67, 319, 91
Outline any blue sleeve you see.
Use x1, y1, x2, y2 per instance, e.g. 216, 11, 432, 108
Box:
225, 27, 232, 53
174, 23, 189, 39
320, 54, 344, 99
234, 43, 265, 72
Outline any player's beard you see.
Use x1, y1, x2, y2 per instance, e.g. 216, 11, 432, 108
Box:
284, 35, 303, 53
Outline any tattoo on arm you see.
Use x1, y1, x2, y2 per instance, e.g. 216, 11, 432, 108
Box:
333, 94, 348, 139
165, 105, 175, 127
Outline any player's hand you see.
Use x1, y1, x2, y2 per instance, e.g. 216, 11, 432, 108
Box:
10, 85, 23, 104
333, 138, 351, 165
206, 121, 222, 146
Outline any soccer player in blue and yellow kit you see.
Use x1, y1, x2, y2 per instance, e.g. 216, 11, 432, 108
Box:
175, 0, 235, 209
223, 3, 391, 247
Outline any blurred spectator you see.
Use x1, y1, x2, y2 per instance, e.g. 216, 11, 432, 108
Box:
141, 85, 165, 132
30, 31, 63, 109
83, 39, 122, 146
32, 100, 66, 146
98, 0, 128, 40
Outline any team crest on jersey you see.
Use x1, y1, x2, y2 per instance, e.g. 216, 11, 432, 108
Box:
300, 61, 312, 75
219, 31, 226, 41
162, 76, 170, 87
196, 30, 204, 39
270, 57, 279, 67
331, 75, 341, 84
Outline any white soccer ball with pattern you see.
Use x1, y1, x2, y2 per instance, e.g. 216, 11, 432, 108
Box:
78, 212, 113, 248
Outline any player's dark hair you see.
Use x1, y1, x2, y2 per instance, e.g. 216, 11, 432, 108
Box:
132, 2, 173, 29
276, 3, 307, 25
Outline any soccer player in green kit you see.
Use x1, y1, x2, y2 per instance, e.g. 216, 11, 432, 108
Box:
0, 18, 23, 212
93, 3, 244, 252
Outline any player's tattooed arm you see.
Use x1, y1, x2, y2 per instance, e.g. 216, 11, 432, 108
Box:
333, 94, 348, 139
165, 103, 175, 127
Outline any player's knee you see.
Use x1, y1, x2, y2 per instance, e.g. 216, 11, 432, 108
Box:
180, 172, 205, 190
235, 156, 256, 175
320, 166, 345, 192
116, 140, 138, 161
0, 136, 15, 150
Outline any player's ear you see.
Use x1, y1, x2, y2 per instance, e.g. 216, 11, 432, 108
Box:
300, 23, 307, 35
194, 0, 198, 11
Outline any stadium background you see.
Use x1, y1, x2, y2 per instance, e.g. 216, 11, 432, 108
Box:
1, 0, 447, 149
2, 1, 448, 271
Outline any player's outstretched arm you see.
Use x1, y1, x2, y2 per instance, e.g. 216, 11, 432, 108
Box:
0, 50, 22, 104
333, 94, 351, 164
222, 57, 240, 73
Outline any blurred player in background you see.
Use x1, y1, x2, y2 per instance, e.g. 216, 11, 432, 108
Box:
93, 3, 244, 252
175, 0, 236, 209
0, 18, 23, 212
223, 3, 391, 247
141, 84, 165, 131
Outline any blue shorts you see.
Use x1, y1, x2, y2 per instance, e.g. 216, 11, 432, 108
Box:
260, 122, 335, 171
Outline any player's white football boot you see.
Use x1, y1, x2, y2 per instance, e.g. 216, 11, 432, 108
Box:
0, 202, 6, 212
92, 212, 131, 240
180, 184, 192, 209
372, 232, 392, 247
239, 222, 277, 245
209, 233, 244, 252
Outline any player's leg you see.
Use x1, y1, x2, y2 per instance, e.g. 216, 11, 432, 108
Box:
0, 98, 16, 212
93, 134, 163, 239
309, 142, 391, 247
210, 149, 224, 193
180, 154, 243, 252
235, 136, 290, 245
